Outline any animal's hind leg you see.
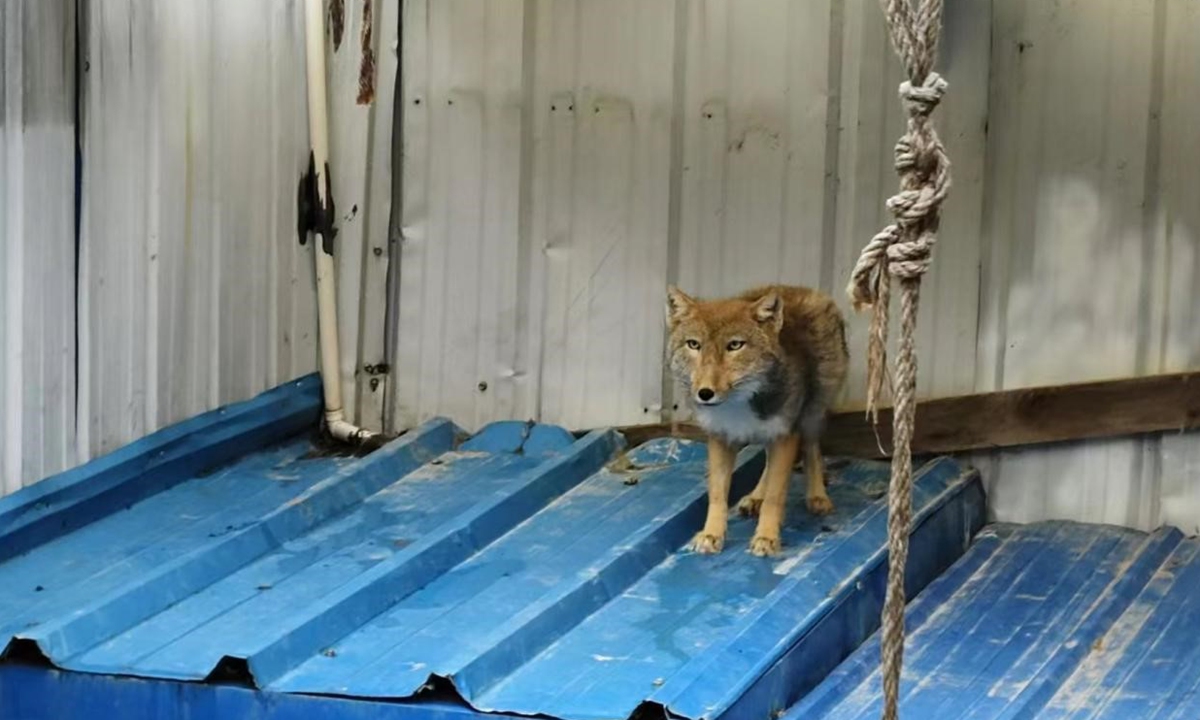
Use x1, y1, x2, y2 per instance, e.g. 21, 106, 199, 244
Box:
804, 437, 835, 516
736, 451, 769, 517
799, 409, 835, 516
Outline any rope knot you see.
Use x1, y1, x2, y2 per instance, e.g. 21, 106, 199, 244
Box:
898, 72, 947, 118
886, 232, 936, 279
846, 226, 898, 311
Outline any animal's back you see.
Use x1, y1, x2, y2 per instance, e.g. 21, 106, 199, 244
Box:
738, 284, 849, 408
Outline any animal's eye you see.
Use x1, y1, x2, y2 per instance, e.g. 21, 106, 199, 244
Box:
726, 340, 746, 352
686, 339, 701, 350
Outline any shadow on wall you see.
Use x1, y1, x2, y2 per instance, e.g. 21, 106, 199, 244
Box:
992, 174, 1197, 388
978, 172, 1199, 534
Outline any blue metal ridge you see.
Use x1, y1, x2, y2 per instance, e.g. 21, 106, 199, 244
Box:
12, 418, 462, 665
788, 526, 1014, 717
0, 408, 615, 688
2, 389, 993, 720
650, 458, 965, 704
668, 456, 986, 720
1, 441, 350, 647
457, 420, 576, 457
55, 424, 578, 682
267, 437, 741, 700
472, 456, 984, 720
41, 425, 614, 685
1038, 537, 1200, 720
0, 665, 509, 720
237, 428, 624, 687
0, 374, 324, 563
988, 528, 1182, 719
786, 521, 1185, 720
399, 443, 764, 702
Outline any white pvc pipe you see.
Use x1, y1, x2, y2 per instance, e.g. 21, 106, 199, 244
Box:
303, 0, 379, 446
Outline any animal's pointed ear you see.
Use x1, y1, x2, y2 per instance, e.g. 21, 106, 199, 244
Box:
665, 286, 696, 327
752, 291, 784, 332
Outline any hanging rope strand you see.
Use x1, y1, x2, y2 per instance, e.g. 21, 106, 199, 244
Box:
845, 0, 951, 718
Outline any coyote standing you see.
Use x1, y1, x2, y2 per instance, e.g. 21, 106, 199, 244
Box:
665, 285, 849, 557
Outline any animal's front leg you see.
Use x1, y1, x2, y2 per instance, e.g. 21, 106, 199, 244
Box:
750, 432, 800, 557
691, 435, 738, 554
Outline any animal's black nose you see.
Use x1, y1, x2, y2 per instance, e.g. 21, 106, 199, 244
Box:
697, 388, 715, 402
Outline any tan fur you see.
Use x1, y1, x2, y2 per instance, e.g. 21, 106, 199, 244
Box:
665, 284, 849, 556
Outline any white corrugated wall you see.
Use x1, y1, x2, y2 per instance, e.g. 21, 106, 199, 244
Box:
390, 0, 1199, 531
0, 0, 77, 495
2, 0, 1197, 531
971, 0, 1200, 533
77, 0, 318, 457
1, 0, 398, 491
73, 0, 397, 459
390, 0, 992, 430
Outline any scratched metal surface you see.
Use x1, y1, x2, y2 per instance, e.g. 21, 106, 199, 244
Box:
0, 377, 985, 720
789, 520, 1198, 719
1, 0, 77, 495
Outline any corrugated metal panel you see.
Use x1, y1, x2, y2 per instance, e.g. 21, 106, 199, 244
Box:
973, 0, 1200, 533
0, 0, 78, 495
0, 667, 499, 720
789, 521, 1192, 719
75, 0, 398, 464
77, 0, 318, 459
390, 0, 1199, 530
388, 0, 992, 433
4, 0, 403, 495
0, 376, 985, 720
5, 0, 1196, 526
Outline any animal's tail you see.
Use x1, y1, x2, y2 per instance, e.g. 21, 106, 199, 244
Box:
836, 308, 850, 361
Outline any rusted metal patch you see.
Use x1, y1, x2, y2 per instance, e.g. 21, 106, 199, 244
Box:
328, 0, 345, 51
356, 0, 377, 105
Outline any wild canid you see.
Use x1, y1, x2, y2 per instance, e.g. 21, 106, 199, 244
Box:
665, 284, 849, 557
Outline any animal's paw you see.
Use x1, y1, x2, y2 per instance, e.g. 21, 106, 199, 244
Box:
807, 494, 835, 516
690, 531, 725, 554
736, 495, 763, 517
749, 534, 781, 557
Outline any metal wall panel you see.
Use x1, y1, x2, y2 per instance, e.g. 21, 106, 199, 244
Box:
831, 0, 991, 405
392, 0, 536, 431
0, 0, 77, 494
3, 0, 397, 495
4, 0, 1197, 532
973, 0, 1200, 532
391, 0, 1200, 530
390, 0, 992, 433
76, 0, 397, 461
77, 0, 319, 458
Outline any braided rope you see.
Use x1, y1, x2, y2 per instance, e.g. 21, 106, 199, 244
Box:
844, 1, 951, 718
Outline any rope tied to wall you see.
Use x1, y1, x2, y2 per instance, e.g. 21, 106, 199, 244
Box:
845, 1, 951, 718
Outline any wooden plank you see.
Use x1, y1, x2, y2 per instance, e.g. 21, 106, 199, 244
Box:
610, 372, 1200, 459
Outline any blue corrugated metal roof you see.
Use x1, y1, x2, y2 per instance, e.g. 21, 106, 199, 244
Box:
789, 520, 1199, 719
0, 376, 986, 720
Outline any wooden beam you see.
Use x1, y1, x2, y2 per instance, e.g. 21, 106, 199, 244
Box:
612, 372, 1200, 458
